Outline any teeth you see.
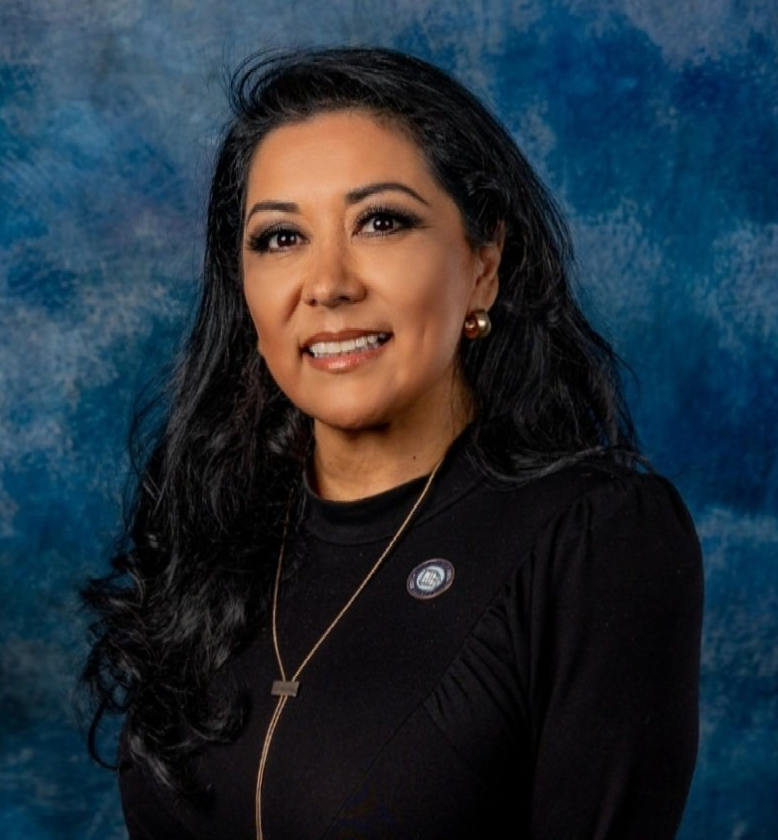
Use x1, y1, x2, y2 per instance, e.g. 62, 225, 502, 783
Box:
308, 333, 388, 358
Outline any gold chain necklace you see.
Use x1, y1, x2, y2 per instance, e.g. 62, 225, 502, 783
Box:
254, 460, 443, 840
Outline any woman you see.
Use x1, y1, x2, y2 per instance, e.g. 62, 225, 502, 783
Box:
82, 47, 703, 839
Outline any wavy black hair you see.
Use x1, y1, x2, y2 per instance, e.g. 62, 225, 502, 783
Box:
81, 46, 638, 794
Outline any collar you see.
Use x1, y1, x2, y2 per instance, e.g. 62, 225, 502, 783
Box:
301, 426, 483, 545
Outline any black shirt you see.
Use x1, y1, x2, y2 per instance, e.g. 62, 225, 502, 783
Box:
120, 444, 703, 839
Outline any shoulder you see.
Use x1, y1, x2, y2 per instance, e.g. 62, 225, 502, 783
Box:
492, 459, 705, 620
476, 454, 694, 530
468, 456, 702, 581
426, 449, 702, 610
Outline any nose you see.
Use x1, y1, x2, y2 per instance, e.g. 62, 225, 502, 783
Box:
302, 239, 365, 307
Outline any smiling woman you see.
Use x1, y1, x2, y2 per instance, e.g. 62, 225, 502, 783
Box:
81, 47, 703, 840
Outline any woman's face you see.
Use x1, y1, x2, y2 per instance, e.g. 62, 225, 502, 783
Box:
241, 110, 501, 438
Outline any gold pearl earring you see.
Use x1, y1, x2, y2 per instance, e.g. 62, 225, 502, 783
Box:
463, 309, 491, 339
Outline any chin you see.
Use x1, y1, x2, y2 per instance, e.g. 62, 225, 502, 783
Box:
310, 405, 392, 434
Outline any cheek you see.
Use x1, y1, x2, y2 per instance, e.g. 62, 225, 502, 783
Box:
243, 271, 293, 340
398, 248, 474, 335
390, 278, 471, 378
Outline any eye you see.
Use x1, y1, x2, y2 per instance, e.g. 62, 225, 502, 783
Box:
356, 206, 421, 236
246, 226, 302, 253
362, 212, 400, 234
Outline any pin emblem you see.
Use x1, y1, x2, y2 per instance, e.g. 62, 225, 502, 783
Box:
407, 559, 455, 600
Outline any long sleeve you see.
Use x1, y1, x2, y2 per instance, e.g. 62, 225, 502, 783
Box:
526, 473, 703, 838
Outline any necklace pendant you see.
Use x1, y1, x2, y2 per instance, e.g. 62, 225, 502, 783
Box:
271, 679, 300, 697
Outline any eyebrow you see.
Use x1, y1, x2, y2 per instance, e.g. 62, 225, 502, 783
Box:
345, 181, 430, 206
244, 181, 430, 223
245, 200, 299, 221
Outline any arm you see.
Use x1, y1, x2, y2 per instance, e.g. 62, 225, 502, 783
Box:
528, 473, 704, 839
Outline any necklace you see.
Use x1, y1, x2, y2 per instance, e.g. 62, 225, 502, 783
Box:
254, 460, 443, 840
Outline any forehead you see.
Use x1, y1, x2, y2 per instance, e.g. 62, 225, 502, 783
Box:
246, 110, 436, 195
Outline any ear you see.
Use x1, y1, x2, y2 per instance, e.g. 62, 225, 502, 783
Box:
469, 221, 504, 311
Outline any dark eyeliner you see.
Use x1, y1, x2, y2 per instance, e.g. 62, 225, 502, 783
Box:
355, 204, 423, 233
246, 224, 299, 253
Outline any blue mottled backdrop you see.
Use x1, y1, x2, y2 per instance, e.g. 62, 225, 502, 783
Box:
1, 1, 776, 837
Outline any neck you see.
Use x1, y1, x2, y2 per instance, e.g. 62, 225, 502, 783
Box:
310, 413, 469, 501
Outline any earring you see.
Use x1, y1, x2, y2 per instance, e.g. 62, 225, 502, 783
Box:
463, 309, 491, 339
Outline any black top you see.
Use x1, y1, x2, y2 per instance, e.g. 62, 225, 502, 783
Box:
119, 438, 703, 839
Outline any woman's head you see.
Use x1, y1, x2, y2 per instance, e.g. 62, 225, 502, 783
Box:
191, 46, 633, 473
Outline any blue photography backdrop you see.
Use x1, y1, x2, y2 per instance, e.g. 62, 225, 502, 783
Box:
1, 1, 776, 837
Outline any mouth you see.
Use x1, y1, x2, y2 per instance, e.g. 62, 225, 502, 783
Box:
304, 332, 392, 359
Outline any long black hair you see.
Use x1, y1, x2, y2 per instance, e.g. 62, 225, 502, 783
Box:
81, 46, 638, 794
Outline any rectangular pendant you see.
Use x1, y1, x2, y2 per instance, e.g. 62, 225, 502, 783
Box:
271, 679, 300, 697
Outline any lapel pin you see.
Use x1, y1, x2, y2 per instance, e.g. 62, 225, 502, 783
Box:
407, 558, 455, 600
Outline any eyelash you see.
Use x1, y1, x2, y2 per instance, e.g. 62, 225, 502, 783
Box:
246, 205, 422, 254
355, 205, 422, 235
247, 225, 299, 254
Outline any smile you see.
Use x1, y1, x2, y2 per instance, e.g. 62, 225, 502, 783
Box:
306, 333, 391, 358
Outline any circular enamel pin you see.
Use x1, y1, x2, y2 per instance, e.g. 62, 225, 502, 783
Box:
407, 559, 455, 600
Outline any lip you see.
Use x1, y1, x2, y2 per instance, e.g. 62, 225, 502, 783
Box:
301, 329, 393, 373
